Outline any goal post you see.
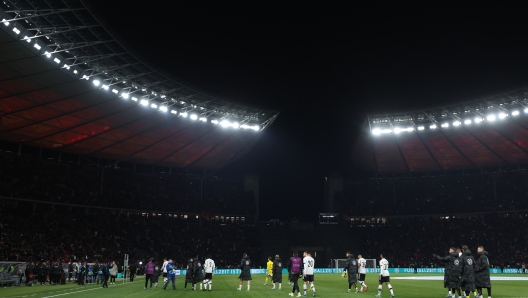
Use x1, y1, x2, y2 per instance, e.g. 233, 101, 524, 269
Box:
333, 259, 377, 273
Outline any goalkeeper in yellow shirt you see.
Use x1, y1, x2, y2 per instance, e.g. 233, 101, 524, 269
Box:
264, 257, 273, 285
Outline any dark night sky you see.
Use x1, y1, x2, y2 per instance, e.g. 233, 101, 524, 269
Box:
91, 1, 528, 220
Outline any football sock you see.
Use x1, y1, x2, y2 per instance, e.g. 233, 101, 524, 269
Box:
311, 284, 315, 292
303, 284, 307, 295
487, 287, 491, 297
279, 283, 281, 290
378, 285, 382, 295
247, 285, 250, 290
389, 286, 394, 295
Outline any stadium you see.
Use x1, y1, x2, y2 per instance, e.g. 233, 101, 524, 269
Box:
1, 0, 528, 298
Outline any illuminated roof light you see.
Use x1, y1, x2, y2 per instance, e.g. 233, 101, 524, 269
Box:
159, 106, 168, 112
121, 93, 129, 99
232, 122, 240, 129
417, 126, 425, 131
498, 112, 507, 119
53, 58, 60, 64
102, 84, 109, 90
2, 19, 10, 26
486, 115, 496, 122
441, 123, 449, 128
372, 128, 381, 135
394, 127, 402, 134
73, 70, 78, 74
199, 117, 207, 122
160, 95, 166, 99
140, 99, 148, 106
220, 120, 230, 127
190, 114, 198, 120
181, 112, 188, 118
430, 124, 437, 129
252, 125, 260, 131
63, 64, 70, 70
23, 36, 30, 42
453, 121, 461, 127
44, 51, 51, 58
150, 103, 158, 108
12, 27, 20, 34
512, 110, 520, 116
464, 119, 472, 125
211, 119, 219, 125
524, 108, 528, 114
111, 89, 119, 94
170, 109, 178, 114
92, 80, 100, 86
380, 128, 392, 134
82, 75, 89, 80
131, 96, 138, 101
475, 117, 483, 123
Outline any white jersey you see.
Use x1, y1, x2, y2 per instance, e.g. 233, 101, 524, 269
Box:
358, 258, 367, 274
380, 258, 389, 276
303, 256, 315, 275
204, 258, 215, 273
161, 261, 168, 273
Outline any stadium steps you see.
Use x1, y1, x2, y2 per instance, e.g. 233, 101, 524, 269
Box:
259, 225, 290, 263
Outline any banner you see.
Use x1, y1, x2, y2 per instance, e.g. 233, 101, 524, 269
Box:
167, 267, 514, 275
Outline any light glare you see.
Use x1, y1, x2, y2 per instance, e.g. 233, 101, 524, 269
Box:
512, 110, 520, 116
140, 99, 148, 106
498, 112, 507, 119
486, 115, 496, 122
464, 119, 472, 125
93, 80, 100, 86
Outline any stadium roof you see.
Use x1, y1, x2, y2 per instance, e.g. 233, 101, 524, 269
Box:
353, 88, 528, 173
0, 1, 279, 171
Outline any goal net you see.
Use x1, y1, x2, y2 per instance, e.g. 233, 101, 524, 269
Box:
333, 258, 377, 273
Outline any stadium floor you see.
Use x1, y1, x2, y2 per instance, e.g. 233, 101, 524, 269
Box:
1, 273, 527, 298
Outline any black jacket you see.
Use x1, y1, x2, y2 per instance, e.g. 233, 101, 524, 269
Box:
272, 258, 283, 282
474, 251, 491, 287
434, 252, 459, 277
459, 250, 475, 283
344, 255, 358, 275
239, 256, 251, 279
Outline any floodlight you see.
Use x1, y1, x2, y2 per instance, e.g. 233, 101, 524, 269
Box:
102, 84, 109, 90
63, 64, 70, 70
475, 117, 483, 123
417, 126, 424, 131
430, 124, 437, 129
131, 96, 138, 101
453, 121, 461, 127
181, 112, 188, 118
53, 58, 60, 64
44, 51, 51, 58
122, 93, 129, 99
93, 80, 100, 86
199, 117, 207, 122
372, 128, 381, 135
2, 19, 9, 26
159, 106, 168, 112
524, 108, 528, 114
252, 125, 260, 131
486, 115, 496, 122
82, 75, 89, 80
23, 36, 30, 42
232, 122, 240, 129
464, 119, 472, 125
111, 89, 119, 94
441, 123, 449, 128
12, 27, 20, 34
170, 109, 178, 114
190, 114, 198, 120
512, 110, 520, 116
498, 112, 507, 119
211, 119, 219, 125
220, 120, 230, 127
380, 129, 392, 134
73, 70, 78, 74
140, 99, 148, 106
394, 128, 402, 134
151, 103, 158, 108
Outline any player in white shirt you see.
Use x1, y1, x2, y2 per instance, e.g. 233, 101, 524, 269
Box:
202, 255, 215, 291
302, 251, 316, 297
160, 258, 168, 283
357, 254, 369, 292
376, 253, 394, 298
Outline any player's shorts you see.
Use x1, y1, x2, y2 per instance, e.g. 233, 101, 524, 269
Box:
379, 275, 390, 283
358, 273, 366, 281
205, 273, 213, 279
303, 274, 314, 282
162, 273, 167, 277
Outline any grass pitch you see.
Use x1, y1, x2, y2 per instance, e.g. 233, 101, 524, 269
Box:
1, 273, 527, 298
